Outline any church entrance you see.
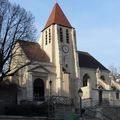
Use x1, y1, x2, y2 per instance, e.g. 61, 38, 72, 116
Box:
33, 78, 44, 101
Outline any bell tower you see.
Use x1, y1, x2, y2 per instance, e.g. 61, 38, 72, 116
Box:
39, 3, 79, 98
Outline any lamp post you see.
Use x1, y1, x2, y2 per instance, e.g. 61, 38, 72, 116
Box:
0, 49, 2, 81
98, 86, 103, 106
78, 88, 83, 118
48, 80, 53, 118
49, 80, 52, 97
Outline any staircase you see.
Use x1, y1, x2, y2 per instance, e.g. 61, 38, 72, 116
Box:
54, 104, 72, 120
47, 96, 73, 120
47, 96, 117, 120
53, 106, 114, 120
84, 107, 114, 120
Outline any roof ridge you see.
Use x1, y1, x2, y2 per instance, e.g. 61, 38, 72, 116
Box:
53, 3, 57, 24
17, 40, 37, 44
78, 51, 90, 55
78, 51, 109, 71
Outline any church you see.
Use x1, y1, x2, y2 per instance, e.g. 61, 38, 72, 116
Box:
11, 3, 120, 107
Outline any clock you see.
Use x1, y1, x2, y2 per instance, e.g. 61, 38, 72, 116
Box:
62, 45, 69, 53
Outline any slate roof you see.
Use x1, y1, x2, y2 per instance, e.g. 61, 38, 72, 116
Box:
43, 3, 72, 30
17, 40, 50, 62
78, 51, 108, 71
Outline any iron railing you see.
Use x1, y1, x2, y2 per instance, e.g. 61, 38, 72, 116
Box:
20, 96, 73, 105
46, 96, 73, 105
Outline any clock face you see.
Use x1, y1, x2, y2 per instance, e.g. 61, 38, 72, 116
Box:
62, 45, 69, 53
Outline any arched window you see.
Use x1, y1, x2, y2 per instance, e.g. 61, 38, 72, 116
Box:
100, 75, 105, 81
98, 85, 104, 90
116, 90, 119, 99
111, 86, 116, 91
83, 74, 90, 87
33, 79, 44, 101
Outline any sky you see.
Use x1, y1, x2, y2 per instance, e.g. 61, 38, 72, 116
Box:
10, 0, 120, 72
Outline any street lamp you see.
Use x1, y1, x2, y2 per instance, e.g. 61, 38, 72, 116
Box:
78, 88, 83, 117
49, 80, 52, 97
48, 80, 53, 118
98, 85, 103, 105
0, 49, 2, 81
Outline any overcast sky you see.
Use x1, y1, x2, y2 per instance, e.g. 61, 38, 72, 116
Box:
10, 0, 120, 72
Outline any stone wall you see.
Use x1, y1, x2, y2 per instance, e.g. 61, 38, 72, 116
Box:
0, 86, 17, 114
102, 106, 120, 120
85, 106, 120, 120
0, 116, 47, 120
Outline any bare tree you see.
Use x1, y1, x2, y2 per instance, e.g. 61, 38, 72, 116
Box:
0, 0, 36, 82
109, 65, 120, 79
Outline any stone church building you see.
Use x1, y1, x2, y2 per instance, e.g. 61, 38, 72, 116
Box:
12, 3, 120, 107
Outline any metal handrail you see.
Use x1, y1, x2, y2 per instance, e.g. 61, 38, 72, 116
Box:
46, 96, 73, 105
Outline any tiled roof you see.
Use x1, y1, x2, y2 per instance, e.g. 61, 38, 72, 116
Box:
18, 40, 50, 62
78, 51, 108, 71
43, 3, 72, 30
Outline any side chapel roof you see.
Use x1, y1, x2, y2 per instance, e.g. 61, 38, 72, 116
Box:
78, 51, 109, 71
17, 40, 50, 62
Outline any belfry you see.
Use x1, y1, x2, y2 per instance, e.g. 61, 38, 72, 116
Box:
39, 3, 79, 100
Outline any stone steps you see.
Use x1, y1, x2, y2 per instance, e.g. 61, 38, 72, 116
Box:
54, 105, 72, 120
52, 105, 117, 120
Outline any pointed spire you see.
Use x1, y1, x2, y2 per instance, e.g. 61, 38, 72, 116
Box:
43, 3, 72, 30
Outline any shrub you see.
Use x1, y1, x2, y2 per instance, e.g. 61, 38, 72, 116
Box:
5, 102, 48, 116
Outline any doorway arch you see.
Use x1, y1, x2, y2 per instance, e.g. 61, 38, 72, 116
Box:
33, 78, 44, 101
